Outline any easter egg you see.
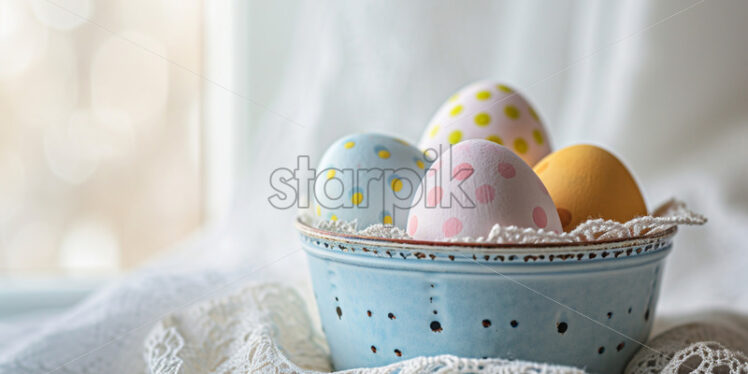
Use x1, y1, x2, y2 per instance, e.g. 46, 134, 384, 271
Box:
407, 139, 562, 241
419, 80, 551, 166
533, 144, 647, 232
314, 133, 429, 229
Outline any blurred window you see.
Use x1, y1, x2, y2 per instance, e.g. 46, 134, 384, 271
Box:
0, 0, 203, 276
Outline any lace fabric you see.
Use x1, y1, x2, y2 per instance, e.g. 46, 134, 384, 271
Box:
626, 322, 748, 374
145, 284, 331, 374
309, 199, 706, 244
144, 283, 748, 374
144, 283, 587, 374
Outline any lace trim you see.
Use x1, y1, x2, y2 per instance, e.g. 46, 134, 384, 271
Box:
625, 322, 748, 374
663, 342, 748, 373
305, 199, 705, 244
144, 319, 185, 374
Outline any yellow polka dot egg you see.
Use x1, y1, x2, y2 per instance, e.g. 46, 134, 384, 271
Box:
419, 80, 551, 166
314, 133, 429, 229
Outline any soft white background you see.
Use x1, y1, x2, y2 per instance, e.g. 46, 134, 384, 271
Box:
2, 0, 747, 372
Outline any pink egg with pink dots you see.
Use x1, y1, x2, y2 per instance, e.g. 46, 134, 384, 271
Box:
407, 139, 562, 241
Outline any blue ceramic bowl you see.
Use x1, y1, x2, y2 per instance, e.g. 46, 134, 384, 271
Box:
297, 220, 676, 373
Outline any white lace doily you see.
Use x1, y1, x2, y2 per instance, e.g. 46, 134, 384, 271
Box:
306, 199, 705, 244
626, 321, 748, 374
144, 283, 586, 374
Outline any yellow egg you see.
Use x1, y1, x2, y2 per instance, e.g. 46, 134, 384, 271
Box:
533, 145, 647, 232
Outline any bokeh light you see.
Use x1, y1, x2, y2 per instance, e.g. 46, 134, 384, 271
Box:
0, 0, 48, 78
0, 0, 202, 275
2, 33, 79, 128
91, 32, 169, 129
59, 218, 120, 273
43, 110, 103, 185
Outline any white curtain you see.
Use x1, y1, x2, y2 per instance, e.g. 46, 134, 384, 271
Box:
2, 0, 747, 372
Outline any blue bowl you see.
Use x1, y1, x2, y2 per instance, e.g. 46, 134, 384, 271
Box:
297, 220, 676, 373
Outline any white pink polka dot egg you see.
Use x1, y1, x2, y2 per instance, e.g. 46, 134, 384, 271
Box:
418, 80, 551, 167
407, 139, 562, 241
314, 133, 429, 230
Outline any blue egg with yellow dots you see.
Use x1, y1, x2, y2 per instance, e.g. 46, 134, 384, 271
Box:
314, 133, 429, 229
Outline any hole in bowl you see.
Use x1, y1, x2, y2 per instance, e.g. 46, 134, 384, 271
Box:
482, 319, 491, 328
430, 321, 442, 332
557, 322, 568, 334
510, 320, 518, 328
394, 349, 402, 357
388, 313, 396, 320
